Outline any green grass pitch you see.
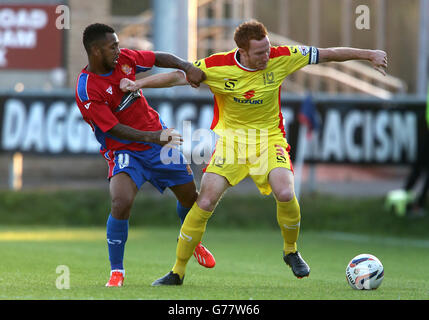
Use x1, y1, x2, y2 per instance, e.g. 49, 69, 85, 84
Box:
0, 226, 428, 300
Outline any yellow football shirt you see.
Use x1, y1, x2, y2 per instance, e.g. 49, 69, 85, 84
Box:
195, 45, 319, 143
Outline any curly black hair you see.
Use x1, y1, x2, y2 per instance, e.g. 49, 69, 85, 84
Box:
83, 23, 115, 54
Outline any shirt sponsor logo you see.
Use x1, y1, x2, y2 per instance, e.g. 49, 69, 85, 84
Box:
233, 90, 263, 104
243, 90, 255, 99
224, 79, 237, 91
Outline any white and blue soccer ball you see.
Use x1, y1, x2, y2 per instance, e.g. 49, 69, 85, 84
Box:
346, 254, 384, 290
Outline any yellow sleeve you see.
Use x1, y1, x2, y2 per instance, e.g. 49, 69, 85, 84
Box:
273, 45, 319, 77
193, 58, 209, 82
193, 58, 224, 93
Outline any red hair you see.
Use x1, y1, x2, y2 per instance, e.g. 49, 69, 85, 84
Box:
233, 20, 268, 51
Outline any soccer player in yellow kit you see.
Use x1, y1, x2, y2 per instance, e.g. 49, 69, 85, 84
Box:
121, 20, 388, 285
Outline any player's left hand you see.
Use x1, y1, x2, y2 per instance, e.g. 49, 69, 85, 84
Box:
369, 50, 387, 76
120, 78, 138, 92
184, 64, 206, 88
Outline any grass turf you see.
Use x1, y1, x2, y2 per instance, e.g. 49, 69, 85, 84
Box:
0, 226, 428, 300
1, 190, 428, 239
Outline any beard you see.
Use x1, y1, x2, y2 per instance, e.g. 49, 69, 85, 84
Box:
102, 56, 115, 72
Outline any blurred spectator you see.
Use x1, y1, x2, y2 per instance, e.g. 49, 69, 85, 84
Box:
403, 85, 429, 217
386, 85, 428, 218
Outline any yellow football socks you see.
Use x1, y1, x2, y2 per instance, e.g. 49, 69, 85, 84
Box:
172, 203, 213, 278
276, 195, 301, 254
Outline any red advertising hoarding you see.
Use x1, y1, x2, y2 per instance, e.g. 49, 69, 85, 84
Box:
0, 4, 63, 70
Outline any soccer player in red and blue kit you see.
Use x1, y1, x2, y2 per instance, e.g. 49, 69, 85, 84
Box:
75, 23, 215, 287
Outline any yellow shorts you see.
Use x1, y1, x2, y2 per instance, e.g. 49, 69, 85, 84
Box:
204, 135, 293, 195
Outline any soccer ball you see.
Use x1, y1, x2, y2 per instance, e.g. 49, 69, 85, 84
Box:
345, 254, 384, 290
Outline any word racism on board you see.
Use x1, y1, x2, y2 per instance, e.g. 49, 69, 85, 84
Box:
0, 94, 425, 165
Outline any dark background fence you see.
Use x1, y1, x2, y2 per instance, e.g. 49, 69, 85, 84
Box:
1, 92, 426, 164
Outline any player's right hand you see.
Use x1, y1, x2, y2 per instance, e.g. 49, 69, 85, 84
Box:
120, 78, 139, 92
185, 64, 206, 88
370, 50, 388, 76
156, 128, 183, 148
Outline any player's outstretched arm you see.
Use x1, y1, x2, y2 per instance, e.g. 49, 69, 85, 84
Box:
120, 71, 188, 92
108, 123, 183, 148
154, 52, 206, 87
318, 48, 387, 75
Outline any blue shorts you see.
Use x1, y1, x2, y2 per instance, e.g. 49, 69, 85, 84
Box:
105, 144, 194, 193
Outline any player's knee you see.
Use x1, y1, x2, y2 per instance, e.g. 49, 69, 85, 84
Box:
111, 195, 134, 219
275, 189, 295, 202
197, 196, 217, 212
